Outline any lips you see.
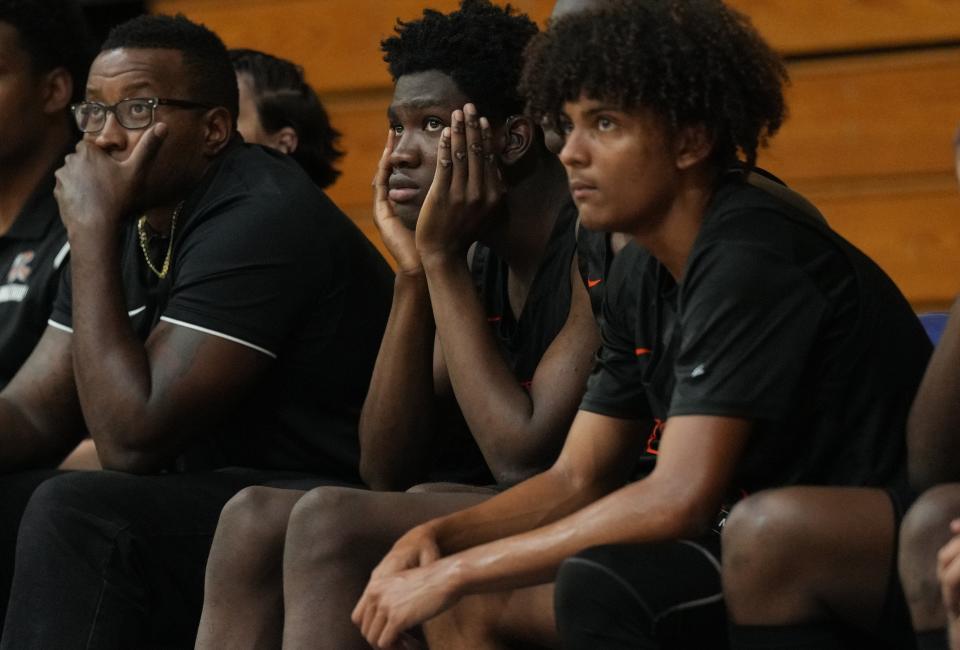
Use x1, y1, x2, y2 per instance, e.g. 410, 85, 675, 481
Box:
388, 175, 421, 203
568, 179, 598, 201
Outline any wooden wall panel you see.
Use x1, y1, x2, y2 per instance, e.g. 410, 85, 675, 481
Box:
761, 49, 960, 184
727, 0, 960, 55
145, 0, 960, 306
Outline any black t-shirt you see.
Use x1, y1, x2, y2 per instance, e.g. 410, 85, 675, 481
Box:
580, 171, 931, 495
576, 224, 613, 318
50, 142, 394, 481
0, 171, 69, 390
425, 201, 579, 484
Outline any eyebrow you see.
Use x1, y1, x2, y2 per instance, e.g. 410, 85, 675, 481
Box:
85, 80, 154, 98
389, 97, 458, 114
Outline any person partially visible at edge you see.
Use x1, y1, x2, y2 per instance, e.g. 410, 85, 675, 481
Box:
0, 13, 392, 648
897, 134, 960, 650
194, 1, 601, 648
349, 1, 931, 648
230, 47, 343, 190
0, 0, 92, 391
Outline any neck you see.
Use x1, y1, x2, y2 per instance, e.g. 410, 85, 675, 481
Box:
0, 119, 73, 236
486, 153, 570, 282
631, 166, 718, 282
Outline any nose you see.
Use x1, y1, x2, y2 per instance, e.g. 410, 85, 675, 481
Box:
389, 130, 421, 169
558, 127, 587, 169
92, 111, 127, 154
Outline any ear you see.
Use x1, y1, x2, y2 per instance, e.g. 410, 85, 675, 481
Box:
201, 107, 234, 156
498, 115, 535, 166
674, 123, 714, 171
269, 126, 299, 155
41, 67, 73, 115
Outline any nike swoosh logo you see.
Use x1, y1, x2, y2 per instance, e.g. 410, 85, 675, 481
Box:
587, 278, 602, 288
635, 348, 652, 356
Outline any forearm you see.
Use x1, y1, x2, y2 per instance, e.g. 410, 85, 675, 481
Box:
908, 298, 960, 489
422, 253, 550, 481
359, 272, 439, 489
446, 473, 717, 597
69, 235, 156, 467
420, 463, 606, 555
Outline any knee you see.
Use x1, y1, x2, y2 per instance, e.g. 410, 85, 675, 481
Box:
20, 472, 120, 538
900, 484, 960, 588
284, 486, 371, 567
722, 491, 806, 589
213, 487, 292, 560
204, 486, 297, 589
901, 485, 960, 564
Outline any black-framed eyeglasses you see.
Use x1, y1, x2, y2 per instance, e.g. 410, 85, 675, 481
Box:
70, 97, 214, 133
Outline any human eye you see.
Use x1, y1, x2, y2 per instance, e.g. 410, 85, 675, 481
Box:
596, 115, 617, 132
390, 123, 404, 136
557, 116, 574, 135
127, 100, 150, 116
424, 117, 446, 133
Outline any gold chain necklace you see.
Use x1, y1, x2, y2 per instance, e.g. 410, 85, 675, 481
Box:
136, 201, 183, 279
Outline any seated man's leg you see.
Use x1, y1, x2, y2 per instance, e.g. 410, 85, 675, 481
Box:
0, 468, 294, 649
0, 470, 63, 631
194, 486, 306, 650
723, 486, 907, 650
426, 583, 558, 650
899, 484, 960, 650
554, 539, 726, 650
281, 486, 491, 650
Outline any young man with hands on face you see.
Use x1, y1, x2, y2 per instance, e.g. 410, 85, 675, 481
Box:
0, 12, 392, 648
194, 2, 600, 648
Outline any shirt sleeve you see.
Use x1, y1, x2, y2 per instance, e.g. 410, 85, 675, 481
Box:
579, 249, 652, 420
161, 195, 338, 358
669, 240, 827, 420
47, 257, 74, 332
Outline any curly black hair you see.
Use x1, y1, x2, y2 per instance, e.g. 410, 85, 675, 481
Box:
230, 48, 343, 189
521, 0, 788, 169
0, 0, 95, 103
381, 0, 538, 125
102, 14, 238, 124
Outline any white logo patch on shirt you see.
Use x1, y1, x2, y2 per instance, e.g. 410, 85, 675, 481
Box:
0, 284, 28, 303
6, 250, 35, 284
690, 363, 707, 378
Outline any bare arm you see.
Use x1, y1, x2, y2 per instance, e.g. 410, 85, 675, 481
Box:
908, 297, 960, 490
358, 132, 446, 490
354, 412, 751, 646
0, 327, 84, 471
417, 106, 601, 484
358, 271, 441, 489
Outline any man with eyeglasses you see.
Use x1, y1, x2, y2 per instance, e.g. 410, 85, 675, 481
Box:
0, 12, 393, 647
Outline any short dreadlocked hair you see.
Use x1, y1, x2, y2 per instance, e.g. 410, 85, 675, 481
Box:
231, 48, 344, 189
381, 0, 538, 126
0, 0, 94, 103
521, 0, 788, 169
102, 14, 238, 124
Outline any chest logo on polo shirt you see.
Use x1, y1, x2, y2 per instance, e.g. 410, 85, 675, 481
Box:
6, 251, 34, 284
690, 363, 707, 378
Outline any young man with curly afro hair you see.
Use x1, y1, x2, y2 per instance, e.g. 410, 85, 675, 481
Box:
195, 1, 601, 648
350, 1, 932, 648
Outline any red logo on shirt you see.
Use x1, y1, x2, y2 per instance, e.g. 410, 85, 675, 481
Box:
6, 251, 34, 284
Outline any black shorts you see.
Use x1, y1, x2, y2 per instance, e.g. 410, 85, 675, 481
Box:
554, 534, 728, 650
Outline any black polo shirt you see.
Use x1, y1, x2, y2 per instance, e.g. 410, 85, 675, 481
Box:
0, 173, 69, 390
50, 141, 394, 481
580, 170, 931, 495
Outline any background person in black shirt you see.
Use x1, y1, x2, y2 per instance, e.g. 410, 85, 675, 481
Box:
230, 47, 343, 190
0, 13, 392, 647
349, 2, 931, 648
195, 2, 600, 648
0, 0, 92, 390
